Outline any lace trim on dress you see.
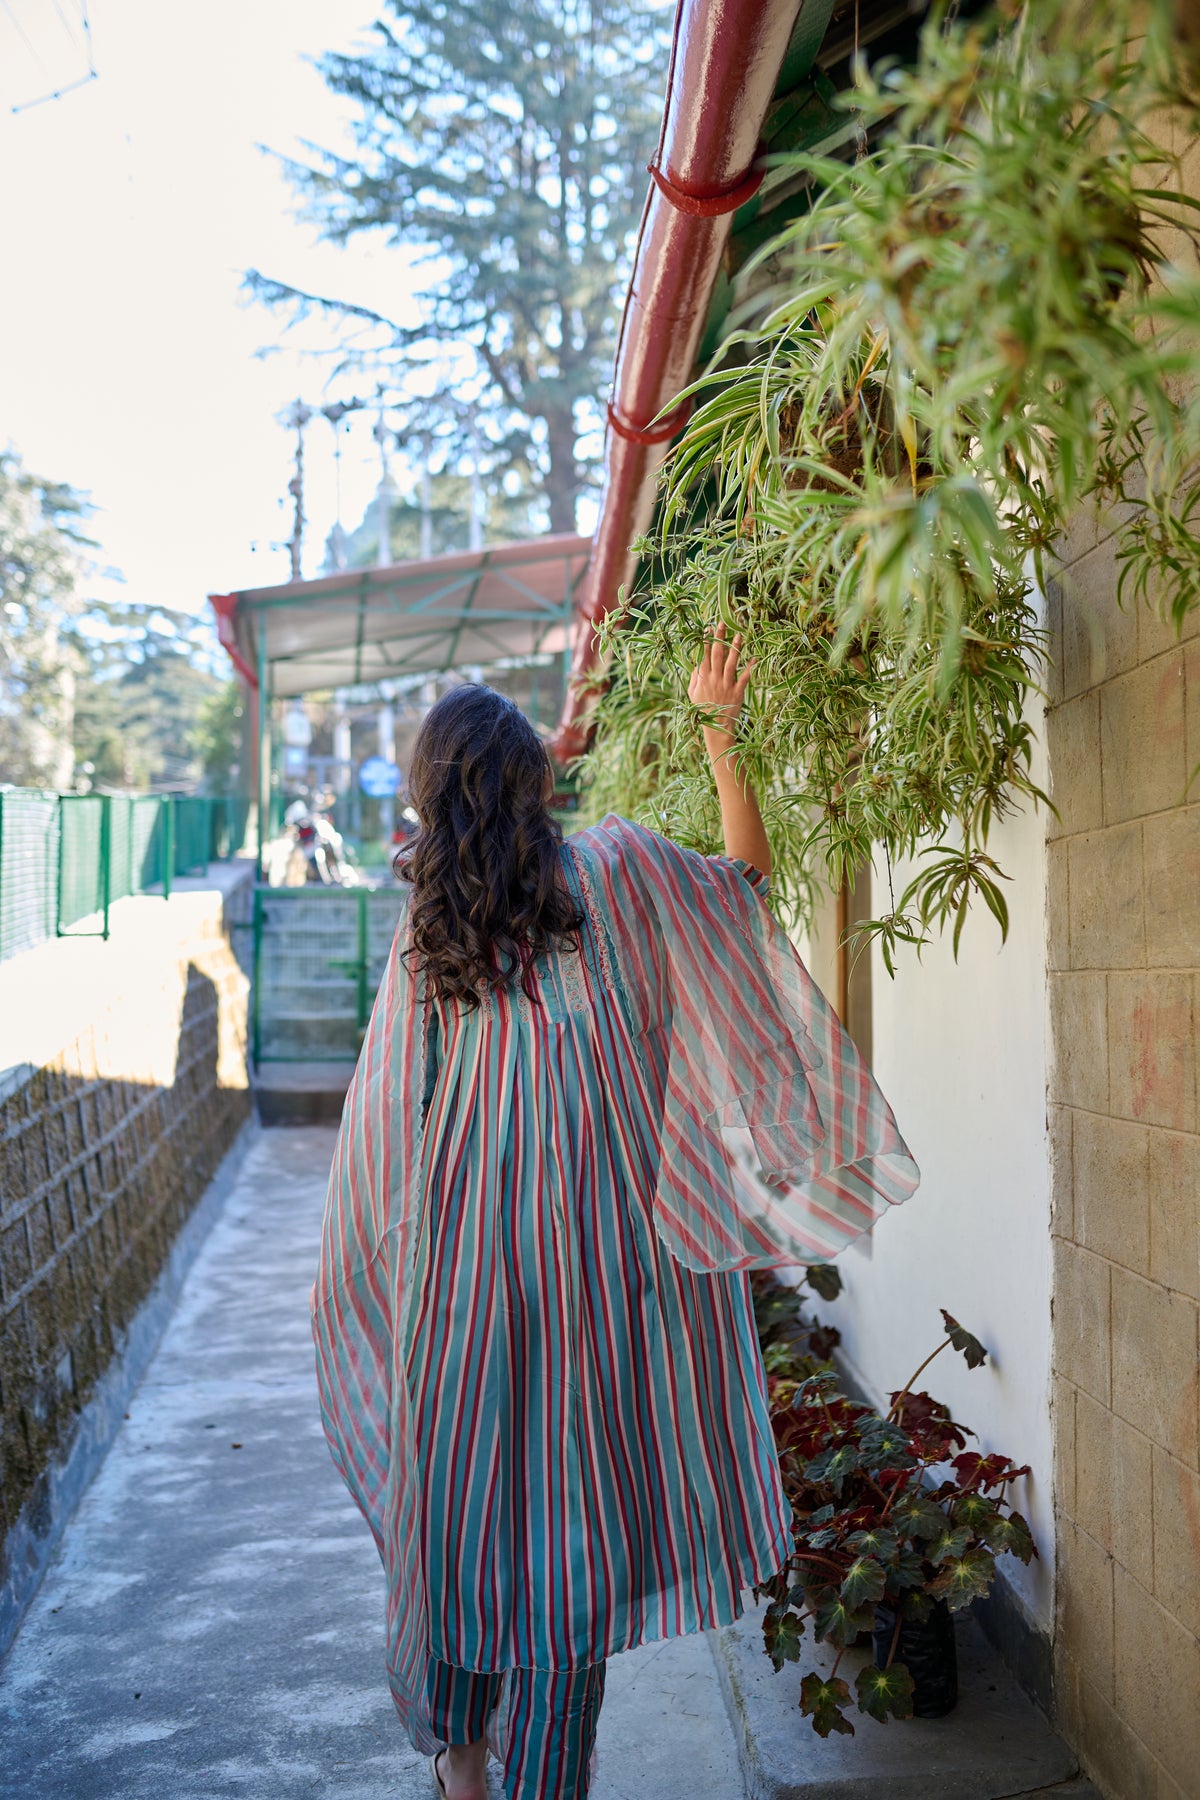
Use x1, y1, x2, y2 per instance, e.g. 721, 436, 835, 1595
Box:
568, 842, 618, 997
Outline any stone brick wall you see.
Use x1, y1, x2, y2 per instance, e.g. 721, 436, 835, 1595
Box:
0, 895, 251, 1583
1047, 515, 1200, 1795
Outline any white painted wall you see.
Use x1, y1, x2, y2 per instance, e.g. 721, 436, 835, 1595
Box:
795, 714, 1054, 1631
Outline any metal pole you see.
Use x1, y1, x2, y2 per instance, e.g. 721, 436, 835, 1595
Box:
356, 887, 368, 1039
56, 797, 66, 936
257, 626, 270, 882
286, 400, 312, 581
100, 794, 111, 941
374, 398, 392, 567
162, 795, 173, 902
252, 884, 263, 1069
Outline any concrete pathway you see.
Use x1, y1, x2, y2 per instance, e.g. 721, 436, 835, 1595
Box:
0, 1127, 745, 1800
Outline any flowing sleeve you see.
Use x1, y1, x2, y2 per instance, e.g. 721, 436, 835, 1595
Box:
310, 888, 420, 1549
574, 815, 920, 1271
309, 892, 445, 1752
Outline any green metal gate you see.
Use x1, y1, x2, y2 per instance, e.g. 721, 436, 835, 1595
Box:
251, 884, 408, 1064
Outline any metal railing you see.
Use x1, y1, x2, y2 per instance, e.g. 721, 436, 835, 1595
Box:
0, 790, 251, 965
250, 883, 407, 1064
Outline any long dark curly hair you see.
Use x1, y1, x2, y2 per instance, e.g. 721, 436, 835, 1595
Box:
395, 685, 583, 1006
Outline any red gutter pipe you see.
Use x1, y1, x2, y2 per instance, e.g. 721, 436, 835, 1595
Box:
549, 0, 805, 763
208, 591, 259, 689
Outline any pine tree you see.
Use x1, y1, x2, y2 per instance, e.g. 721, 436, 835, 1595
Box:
0, 452, 90, 788
73, 603, 224, 790
248, 1, 670, 534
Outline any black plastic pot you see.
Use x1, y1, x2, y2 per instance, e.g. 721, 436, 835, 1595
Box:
872, 1598, 958, 1718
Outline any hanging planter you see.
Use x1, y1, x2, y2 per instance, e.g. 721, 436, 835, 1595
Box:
582, 0, 1200, 961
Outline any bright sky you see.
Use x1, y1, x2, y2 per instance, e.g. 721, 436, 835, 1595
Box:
0, 0, 429, 623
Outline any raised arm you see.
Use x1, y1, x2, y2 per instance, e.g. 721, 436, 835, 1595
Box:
687, 623, 772, 881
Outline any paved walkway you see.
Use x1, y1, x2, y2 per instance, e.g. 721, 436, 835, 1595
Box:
0, 1127, 745, 1800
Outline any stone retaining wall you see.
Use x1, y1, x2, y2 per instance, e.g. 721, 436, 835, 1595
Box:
0, 881, 251, 1607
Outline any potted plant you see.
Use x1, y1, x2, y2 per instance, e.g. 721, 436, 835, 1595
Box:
751, 1264, 844, 1379
753, 1300, 1036, 1737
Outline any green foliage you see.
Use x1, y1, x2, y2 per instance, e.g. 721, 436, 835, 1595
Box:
249, 0, 671, 532
750, 1267, 843, 1381
73, 603, 225, 791
799, 1672, 855, 1738
753, 1299, 1036, 1737
855, 1661, 915, 1724
190, 680, 245, 796
0, 451, 92, 787
583, 0, 1200, 959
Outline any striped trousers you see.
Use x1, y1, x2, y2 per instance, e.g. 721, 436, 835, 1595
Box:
427, 1657, 607, 1799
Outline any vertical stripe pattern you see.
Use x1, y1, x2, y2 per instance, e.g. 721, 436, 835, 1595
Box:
311, 815, 919, 1756
428, 1659, 606, 1800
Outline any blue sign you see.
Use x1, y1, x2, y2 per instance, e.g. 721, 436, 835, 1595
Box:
358, 756, 401, 798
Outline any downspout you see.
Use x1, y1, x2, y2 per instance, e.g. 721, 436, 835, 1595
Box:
549, 0, 809, 763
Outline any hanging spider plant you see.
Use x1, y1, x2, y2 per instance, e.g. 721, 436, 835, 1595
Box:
581, 0, 1200, 965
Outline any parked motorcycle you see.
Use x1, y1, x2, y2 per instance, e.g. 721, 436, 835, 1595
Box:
285, 802, 359, 887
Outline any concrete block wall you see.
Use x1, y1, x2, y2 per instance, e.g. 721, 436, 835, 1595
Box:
0, 883, 251, 1605
1047, 519, 1200, 1796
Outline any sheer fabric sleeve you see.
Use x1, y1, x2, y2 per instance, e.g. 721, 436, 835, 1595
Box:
574, 815, 920, 1271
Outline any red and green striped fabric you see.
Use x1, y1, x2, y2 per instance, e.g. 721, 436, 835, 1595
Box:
312, 816, 919, 1754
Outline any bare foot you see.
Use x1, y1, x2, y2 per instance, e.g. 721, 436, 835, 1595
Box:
434, 1742, 488, 1800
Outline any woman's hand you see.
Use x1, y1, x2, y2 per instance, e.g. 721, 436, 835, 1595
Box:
687, 623, 771, 879
687, 621, 756, 752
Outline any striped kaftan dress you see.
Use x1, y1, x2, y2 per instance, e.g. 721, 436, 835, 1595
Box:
312, 816, 919, 1757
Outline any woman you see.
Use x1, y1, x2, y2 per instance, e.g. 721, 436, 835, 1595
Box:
312, 630, 919, 1799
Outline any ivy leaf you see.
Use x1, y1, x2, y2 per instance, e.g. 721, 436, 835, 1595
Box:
901, 1589, 934, 1624
928, 1524, 972, 1566
806, 1523, 845, 1550
857, 1418, 916, 1473
889, 1547, 928, 1591
890, 1488, 947, 1542
940, 1310, 988, 1369
840, 1555, 888, 1611
952, 1492, 1000, 1533
762, 1606, 807, 1670
807, 1322, 842, 1362
803, 1263, 843, 1302
805, 1444, 862, 1495
799, 1673, 855, 1738
813, 1587, 876, 1648
952, 1451, 1030, 1491
987, 1509, 1037, 1564
856, 1661, 916, 1723
845, 1526, 900, 1562
929, 1546, 996, 1611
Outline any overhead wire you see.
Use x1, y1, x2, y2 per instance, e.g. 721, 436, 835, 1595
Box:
6, 0, 97, 114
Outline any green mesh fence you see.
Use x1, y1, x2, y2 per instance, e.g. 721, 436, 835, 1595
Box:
57, 795, 109, 934
212, 797, 250, 861
173, 797, 212, 878
130, 796, 167, 891
0, 790, 249, 967
0, 791, 60, 961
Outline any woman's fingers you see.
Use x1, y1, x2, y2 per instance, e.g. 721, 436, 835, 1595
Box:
693, 624, 753, 704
